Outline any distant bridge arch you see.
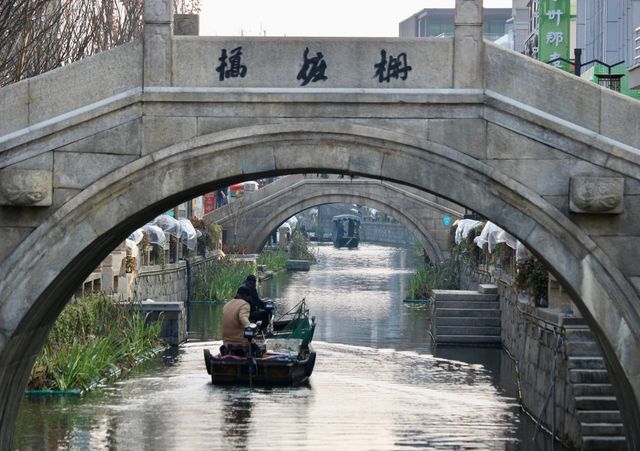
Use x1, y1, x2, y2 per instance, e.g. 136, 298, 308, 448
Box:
207, 175, 464, 261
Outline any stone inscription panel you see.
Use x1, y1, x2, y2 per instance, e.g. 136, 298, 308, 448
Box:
173, 37, 453, 89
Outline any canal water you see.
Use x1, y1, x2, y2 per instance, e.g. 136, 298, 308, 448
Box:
15, 243, 565, 450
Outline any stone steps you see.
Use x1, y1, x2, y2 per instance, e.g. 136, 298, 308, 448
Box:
581, 422, 625, 436
568, 356, 606, 370
434, 335, 502, 345
566, 340, 601, 356
581, 436, 627, 451
436, 317, 500, 327
436, 326, 501, 336
573, 383, 616, 397
576, 396, 619, 410
432, 286, 500, 347
434, 300, 499, 309
570, 369, 610, 384
564, 331, 627, 449
577, 410, 622, 423
435, 308, 500, 318
431, 289, 498, 302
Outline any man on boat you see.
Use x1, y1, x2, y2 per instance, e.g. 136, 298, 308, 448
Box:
242, 274, 271, 329
221, 286, 253, 355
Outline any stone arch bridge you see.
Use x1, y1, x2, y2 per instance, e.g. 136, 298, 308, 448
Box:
205, 174, 464, 261
0, 0, 640, 447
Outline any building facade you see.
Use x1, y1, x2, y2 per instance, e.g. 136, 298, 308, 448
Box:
576, 0, 640, 68
399, 7, 511, 41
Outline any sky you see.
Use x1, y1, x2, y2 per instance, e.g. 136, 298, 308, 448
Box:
199, 1, 513, 37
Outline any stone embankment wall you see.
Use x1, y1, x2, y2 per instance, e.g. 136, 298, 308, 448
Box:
360, 222, 415, 247
462, 269, 581, 444
134, 256, 218, 303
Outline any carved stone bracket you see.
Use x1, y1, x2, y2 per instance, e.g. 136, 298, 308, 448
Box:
0, 169, 52, 206
569, 176, 624, 214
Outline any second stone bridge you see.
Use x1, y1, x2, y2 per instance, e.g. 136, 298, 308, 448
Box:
204, 175, 465, 262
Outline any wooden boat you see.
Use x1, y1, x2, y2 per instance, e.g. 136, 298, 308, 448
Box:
204, 299, 316, 386
332, 214, 361, 249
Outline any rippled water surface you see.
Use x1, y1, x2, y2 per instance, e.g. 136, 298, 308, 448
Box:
15, 243, 563, 450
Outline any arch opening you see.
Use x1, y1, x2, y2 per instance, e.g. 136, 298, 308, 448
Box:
1, 122, 639, 447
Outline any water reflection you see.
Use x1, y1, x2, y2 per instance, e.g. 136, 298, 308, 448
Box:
15, 243, 565, 450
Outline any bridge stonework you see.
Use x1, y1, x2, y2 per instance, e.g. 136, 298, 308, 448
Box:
205, 175, 463, 262
0, 0, 639, 447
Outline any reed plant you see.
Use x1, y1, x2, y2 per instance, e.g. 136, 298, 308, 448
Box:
288, 230, 317, 263
257, 249, 287, 272
192, 256, 254, 301
28, 293, 161, 391
407, 254, 461, 299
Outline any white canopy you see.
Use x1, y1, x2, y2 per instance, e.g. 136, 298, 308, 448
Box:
152, 214, 182, 237
142, 224, 167, 247
453, 219, 483, 244
127, 229, 144, 245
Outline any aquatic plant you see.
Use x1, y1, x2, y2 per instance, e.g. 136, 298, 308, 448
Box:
407, 254, 461, 299
288, 230, 317, 263
257, 249, 287, 272
192, 256, 254, 301
28, 293, 161, 391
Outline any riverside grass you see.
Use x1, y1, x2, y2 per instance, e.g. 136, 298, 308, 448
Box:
257, 249, 287, 272
28, 293, 162, 391
192, 256, 254, 301
408, 253, 461, 299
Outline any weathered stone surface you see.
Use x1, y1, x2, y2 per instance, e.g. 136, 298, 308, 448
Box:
453, 25, 483, 88
455, 0, 482, 25
172, 37, 453, 89
53, 152, 137, 189
0, 189, 79, 228
0, 80, 28, 137
486, 123, 569, 160
428, 119, 487, 160
485, 42, 602, 132
592, 237, 640, 276
144, 25, 172, 87
144, 0, 172, 23
0, 227, 33, 262
487, 159, 616, 196
0, 169, 52, 206
28, 41, 142, 125
570, 176, 624, 214
8, 152, 53, 171
600, 83, 640, 149
58, 119, 141, 155
174, 14, 199, 35
142, 116, 197, 155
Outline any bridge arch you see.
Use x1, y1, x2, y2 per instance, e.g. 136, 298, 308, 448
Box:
250, 193, 445, 261
207, 176, 461, 262
1, 122, 639, 446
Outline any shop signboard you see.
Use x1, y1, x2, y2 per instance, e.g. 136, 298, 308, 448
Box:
538, 0, 570, 72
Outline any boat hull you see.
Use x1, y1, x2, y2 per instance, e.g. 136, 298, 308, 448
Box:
204, 349, 316, 386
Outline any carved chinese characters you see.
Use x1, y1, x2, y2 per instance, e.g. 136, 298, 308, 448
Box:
212, 46, 412, 86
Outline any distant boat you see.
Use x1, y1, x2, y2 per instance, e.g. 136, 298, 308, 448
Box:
204, 299, 316, 386
332, 214, 361, 249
